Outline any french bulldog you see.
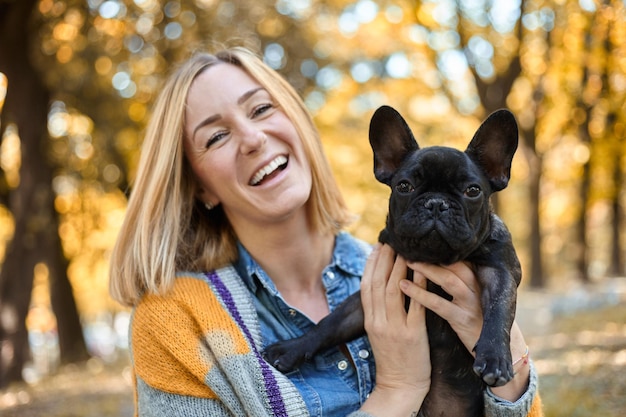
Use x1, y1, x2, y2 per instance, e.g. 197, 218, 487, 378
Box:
264, 105, 522, 416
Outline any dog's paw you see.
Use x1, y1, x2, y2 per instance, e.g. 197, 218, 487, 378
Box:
472, 352, 514, 387
263, 340, 310, 373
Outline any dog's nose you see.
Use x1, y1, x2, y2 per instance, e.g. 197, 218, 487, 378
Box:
424, 198, 449, 212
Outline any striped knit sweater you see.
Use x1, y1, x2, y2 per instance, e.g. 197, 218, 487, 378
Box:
130, 267, 542, 417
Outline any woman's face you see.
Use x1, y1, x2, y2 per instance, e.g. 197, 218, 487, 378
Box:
183, 63, 313, 231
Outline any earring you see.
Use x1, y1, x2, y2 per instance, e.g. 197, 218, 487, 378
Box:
204, 202, 215, 210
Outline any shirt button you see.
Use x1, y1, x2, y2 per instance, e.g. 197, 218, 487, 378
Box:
358, 349, 370, 359
326, 271, 335, 279
288, 309, 297, 317
337, 360, 348, 371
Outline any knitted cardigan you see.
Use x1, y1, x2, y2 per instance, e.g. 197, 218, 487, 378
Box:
130, 267, 543, 417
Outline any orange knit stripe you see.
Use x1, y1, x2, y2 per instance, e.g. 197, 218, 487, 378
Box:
133, 276, 251, 398
528, 393, 543, 417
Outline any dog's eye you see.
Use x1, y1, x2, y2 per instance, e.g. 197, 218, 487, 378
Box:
465, 185, 482, 198
396, 181, 415, 194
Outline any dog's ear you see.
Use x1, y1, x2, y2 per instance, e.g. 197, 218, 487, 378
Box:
465, 109, 518, 192
369, 105, 419, 185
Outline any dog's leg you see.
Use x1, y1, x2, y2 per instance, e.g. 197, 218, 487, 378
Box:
472, 229, 521, 386
472, 264, 519, 386
468, 214, 522, 386
263, 291, 365, 372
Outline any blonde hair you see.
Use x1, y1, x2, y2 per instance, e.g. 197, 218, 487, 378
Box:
109, 47, 353, 306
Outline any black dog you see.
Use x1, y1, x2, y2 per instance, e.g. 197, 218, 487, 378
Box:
264, 105, 522, 416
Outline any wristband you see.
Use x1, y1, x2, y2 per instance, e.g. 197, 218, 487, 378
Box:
512, 345, 530, 374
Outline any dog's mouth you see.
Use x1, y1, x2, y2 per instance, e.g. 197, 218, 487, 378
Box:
397, 230, 466, 264
393, 214, 477, 263
249, 155, 288, 186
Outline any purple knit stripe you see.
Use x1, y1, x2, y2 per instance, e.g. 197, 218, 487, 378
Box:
205, 271, 289, 417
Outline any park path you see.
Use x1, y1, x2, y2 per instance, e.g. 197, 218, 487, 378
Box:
516, 277, 626, 336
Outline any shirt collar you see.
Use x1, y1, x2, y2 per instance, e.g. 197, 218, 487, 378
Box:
330, 231, 371, 276
234, 242, 263, 293
234, 231, 372, 293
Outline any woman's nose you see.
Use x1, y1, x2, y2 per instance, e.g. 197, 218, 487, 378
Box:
239, 126, 267, 154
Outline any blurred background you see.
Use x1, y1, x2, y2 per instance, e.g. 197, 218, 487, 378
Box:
0, 0, 625, 416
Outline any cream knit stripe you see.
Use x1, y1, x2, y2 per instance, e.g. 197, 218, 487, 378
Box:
135, 376, 231, 417
201, 268, 309, 417
484, 360, 541, 417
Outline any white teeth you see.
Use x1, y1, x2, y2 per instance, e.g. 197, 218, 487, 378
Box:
250, 155, 288, 185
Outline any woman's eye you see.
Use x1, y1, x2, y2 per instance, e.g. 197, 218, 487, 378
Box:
205, 131, 227, 148
464, 185, 482, 198
251, 103, 273, 118
396, 180, 415, 194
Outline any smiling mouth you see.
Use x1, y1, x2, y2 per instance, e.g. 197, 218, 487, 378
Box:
249, 155, 288, 186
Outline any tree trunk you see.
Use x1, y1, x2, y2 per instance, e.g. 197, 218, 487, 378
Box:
523, 139, 545, 288
0, 0, 87, 388
609, 127, 624, 277
576, 134, 591, 283
50, 248, 89, 364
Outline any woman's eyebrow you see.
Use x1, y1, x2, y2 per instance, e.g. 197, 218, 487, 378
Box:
238, 87, 265, 105
192, 114, 221, 140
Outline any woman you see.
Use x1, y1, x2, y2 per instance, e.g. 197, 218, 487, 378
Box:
109, 46, 541, 417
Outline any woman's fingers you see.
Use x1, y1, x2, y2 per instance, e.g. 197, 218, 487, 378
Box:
404, 270, 427, 329
401, 261, 484, 354
409, 262, 479, 303
399, 274, 458, 320
362, 244, 400, 327
372, 244, 397, 301
363, 245, 417, 324
361, 244, 432, 396
361, 243, 381, 322
385, 254, 410, 321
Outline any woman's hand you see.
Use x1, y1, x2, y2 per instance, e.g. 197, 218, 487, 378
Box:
359, 244, 430, 417
402, 262, 483, 353
401, 261, 531, 402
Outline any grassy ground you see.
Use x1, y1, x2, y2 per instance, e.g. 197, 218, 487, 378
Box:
0, 357, 134, 417
527, 304, 626, 417
1, 300, 625, 416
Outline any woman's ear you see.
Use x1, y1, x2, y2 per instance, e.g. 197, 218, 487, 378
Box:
196, 187, 219, 210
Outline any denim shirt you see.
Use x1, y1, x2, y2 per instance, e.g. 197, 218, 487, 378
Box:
234, 231, 375, 417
